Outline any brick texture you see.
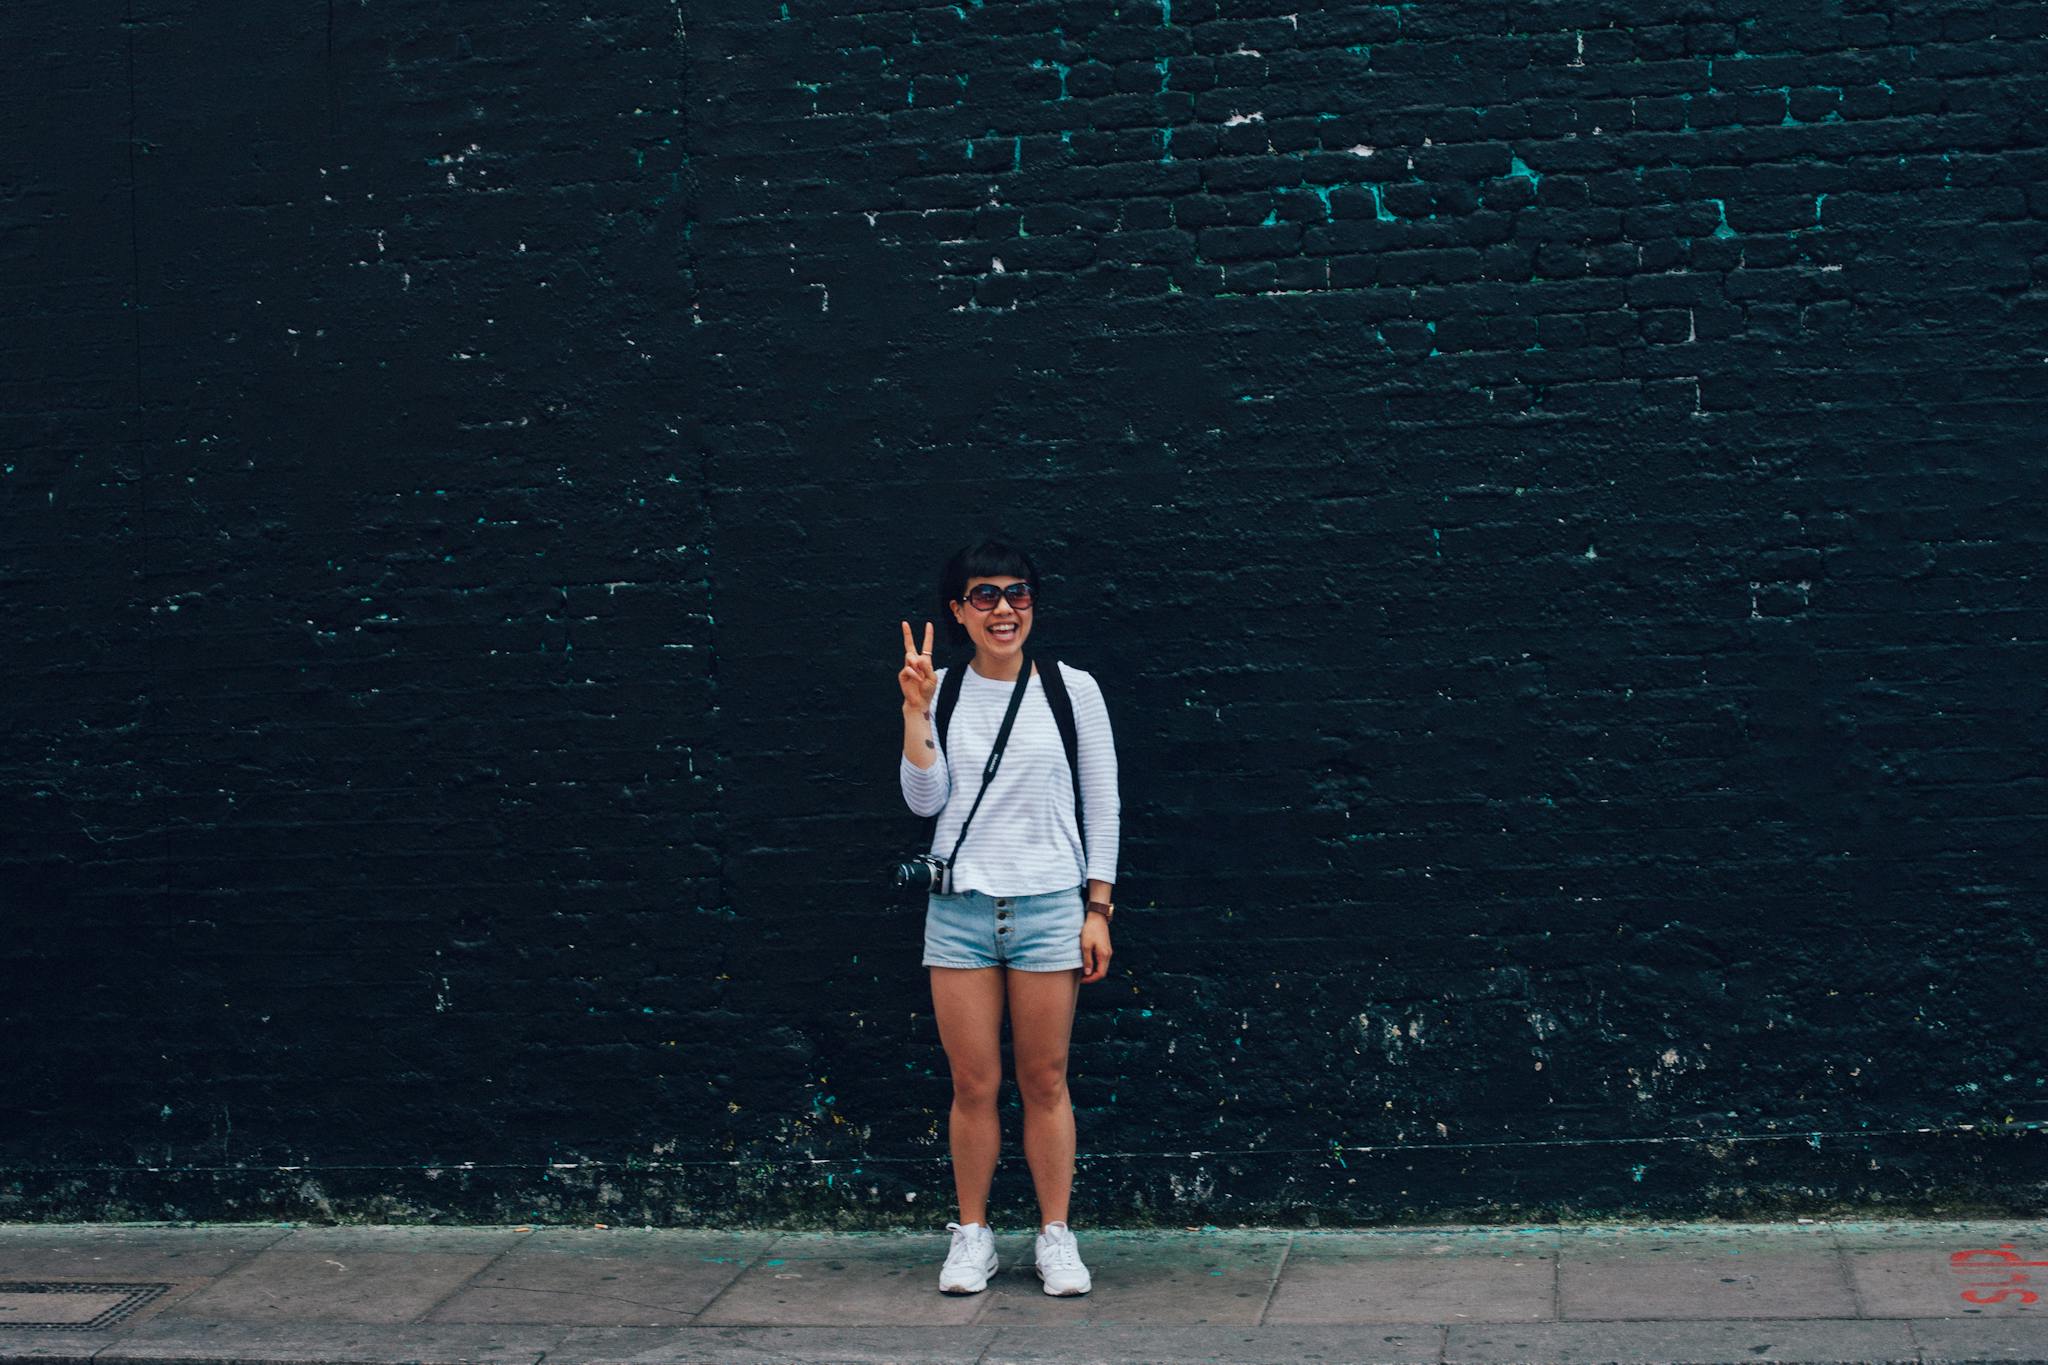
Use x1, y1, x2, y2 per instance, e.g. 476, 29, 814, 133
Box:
2, 0, 2044, 1223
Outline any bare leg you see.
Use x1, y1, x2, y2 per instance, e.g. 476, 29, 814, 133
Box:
1006, 965, 1081, 1228
929, 966, 1006, 1225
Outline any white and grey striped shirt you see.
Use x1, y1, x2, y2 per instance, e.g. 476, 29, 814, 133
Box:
899, 662, 1121, 897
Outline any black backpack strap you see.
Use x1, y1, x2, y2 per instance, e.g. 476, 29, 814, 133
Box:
1038, 659, 1086, 866
935, 661, 968, 754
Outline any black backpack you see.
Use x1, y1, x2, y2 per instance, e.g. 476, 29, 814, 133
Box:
935, 658, 1086, 865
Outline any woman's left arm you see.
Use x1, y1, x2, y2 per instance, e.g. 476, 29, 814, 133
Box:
1073, 670, 1121, 889
1076, 671, 1120, 984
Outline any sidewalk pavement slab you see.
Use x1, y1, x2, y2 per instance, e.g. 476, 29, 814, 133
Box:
89, 1318, 556, 1363
1445, 1317, 1919, 1363
1908, 1315, 2048, 1362
0, 1224, 296, 1332
1836, 1220, 2048, 1319
155, 1248, 509, 1325
555, 1325, 1003, 1363
1264, 1228, 1557, 1324
0, 1329, 117, 1363
421, 1229, 774, 1326
1557, 1224, 1856, 1321
0, 1225, 293, 1278
981, 1324, 1443, 1363
690, 1231, 988, 1327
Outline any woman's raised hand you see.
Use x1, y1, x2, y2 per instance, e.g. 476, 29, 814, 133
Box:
899, 620, 937, 710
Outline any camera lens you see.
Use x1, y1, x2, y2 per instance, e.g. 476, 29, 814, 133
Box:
887, 854, 947, 895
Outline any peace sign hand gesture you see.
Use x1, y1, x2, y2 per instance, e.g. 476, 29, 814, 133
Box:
898, 620, 937, 710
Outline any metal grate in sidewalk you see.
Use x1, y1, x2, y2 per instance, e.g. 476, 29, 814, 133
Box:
0, 1282, 172, 1332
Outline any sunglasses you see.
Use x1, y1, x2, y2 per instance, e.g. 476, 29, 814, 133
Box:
958, 582, 1034, 611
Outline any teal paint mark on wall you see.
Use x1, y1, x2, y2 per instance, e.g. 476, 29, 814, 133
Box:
1160, 127, 1173, 162
1367, 184, 1394, 221
1159, 0, 1172, 25
1813, 193, 1826, 225
1508, 154, 1542, 189
1029, 58, 1072, 99
1156, 58, 1170, 94
1012, 136, 1022, 172
1262, 209, 1279, 226
1708, 199, 1736, 239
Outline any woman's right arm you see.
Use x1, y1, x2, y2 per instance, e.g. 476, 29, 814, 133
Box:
900, 696, 951, 815
898, 620, 950, 816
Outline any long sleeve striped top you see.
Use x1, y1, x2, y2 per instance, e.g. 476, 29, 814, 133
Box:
899, 661, 1121, 897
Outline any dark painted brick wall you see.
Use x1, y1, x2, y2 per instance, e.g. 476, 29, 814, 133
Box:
3, 0, 2045, 1224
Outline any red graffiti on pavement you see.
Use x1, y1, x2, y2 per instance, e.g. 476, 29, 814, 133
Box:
1950, 1244, 2048, 1306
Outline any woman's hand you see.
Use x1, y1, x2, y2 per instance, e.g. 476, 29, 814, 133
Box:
899, 620, 937, 710
1080, 913, 1112, 984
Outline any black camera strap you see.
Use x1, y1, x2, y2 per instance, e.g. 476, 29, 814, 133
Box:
938, 651, 1034, 892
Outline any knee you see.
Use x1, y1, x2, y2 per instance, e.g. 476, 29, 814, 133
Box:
1017, 1061, 1070, 1112
951, 1070, 1001, 1112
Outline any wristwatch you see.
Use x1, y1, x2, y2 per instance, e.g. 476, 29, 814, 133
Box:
1086, 900, 1114, 922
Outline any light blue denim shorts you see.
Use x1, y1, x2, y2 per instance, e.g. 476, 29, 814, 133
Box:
923, 884, 1085, 972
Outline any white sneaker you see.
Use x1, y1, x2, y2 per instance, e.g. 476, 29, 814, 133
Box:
1033, 1220, 1092, 1295
938, 1220, 998, 1294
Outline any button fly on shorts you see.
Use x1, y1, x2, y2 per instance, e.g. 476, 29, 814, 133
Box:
924, 887, 1084, 972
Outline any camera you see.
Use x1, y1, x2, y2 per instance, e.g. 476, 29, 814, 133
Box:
888, 853, 949, 896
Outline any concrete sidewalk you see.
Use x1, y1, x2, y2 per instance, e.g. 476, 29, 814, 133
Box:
0, 1219, 2043, 1364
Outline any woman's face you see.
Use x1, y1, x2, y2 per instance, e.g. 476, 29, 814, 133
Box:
951, 575, 1033, 659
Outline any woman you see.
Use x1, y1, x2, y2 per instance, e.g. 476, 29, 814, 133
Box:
896, 537, 1120, 1297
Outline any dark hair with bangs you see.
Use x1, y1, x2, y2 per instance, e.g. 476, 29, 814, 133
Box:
938, 537, 1041, 649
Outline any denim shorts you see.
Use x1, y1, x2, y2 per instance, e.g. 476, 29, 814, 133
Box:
923, 884, 1085, 972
